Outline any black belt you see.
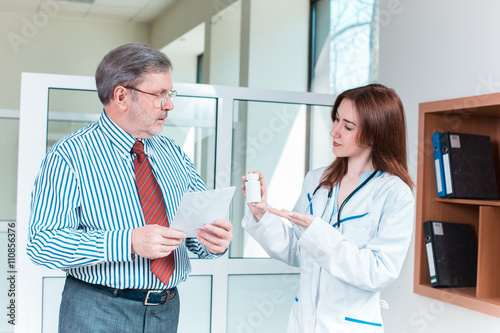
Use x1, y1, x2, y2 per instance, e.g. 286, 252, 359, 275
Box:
68, 275, 176, 306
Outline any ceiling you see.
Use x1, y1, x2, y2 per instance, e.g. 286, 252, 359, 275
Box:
0, 0, 177, 23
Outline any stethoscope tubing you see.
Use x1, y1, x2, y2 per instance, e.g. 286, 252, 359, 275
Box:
305, 170, 378, 228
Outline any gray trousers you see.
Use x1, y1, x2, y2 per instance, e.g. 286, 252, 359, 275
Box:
58, 276, 180, 333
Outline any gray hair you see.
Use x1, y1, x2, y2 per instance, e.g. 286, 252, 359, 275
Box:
95, 43, 172, 105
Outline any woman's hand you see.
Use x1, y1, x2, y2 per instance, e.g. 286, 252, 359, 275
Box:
268, 207, 315, 229
241, 171, 268, 221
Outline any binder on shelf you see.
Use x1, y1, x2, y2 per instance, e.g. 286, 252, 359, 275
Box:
435, 131, 499, 199
424, 221, 477, 288
432, 132, 447, 197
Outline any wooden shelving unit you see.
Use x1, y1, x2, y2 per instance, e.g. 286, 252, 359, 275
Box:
414, 92, 500, 318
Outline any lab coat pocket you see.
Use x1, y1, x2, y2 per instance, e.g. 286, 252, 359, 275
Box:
341, 213, 374, 247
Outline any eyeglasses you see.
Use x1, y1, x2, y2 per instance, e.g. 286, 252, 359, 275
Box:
125, 86, 177, 108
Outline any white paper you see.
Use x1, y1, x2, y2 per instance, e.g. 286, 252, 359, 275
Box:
433, 222, 444, 236
171, 187, 236, 237
434, 159, 442, 193
426, 242, 437, 283
443, 153, 453, 194
450, 134, 461, 148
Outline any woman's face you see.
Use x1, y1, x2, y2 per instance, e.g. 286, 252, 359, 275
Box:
330, 99, 371, 160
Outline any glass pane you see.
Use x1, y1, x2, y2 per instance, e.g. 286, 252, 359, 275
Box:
48, 88, 103, 115
177, 275, 212, 332
309, 105, 334, 170
230, 101, 306, 258
163, 96, 217, 190
42, 277, 66, 333
209, 1, 241, 86
0, 119, 19, 220
47, 90, 217, 189
1, 226, 14, 333
227, 274, 300, 333
47, 88, 103, 151
47, 120, 94, 151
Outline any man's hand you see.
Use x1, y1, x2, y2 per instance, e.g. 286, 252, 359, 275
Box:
131, 224, 187, 259
196, 219, 233, 255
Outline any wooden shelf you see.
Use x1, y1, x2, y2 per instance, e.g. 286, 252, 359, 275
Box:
414, 92, 500, 318
435, 198, 500, 207
414, 283, 500, 318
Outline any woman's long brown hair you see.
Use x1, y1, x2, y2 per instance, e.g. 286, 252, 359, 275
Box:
318, 84, 414, 189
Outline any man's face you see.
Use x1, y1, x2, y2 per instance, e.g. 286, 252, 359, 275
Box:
126, 71, 174, 139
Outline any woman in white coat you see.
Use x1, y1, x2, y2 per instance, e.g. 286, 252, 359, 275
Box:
241, 84, 415, 332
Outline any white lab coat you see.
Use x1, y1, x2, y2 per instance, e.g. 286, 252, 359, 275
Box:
242, 167, 415, 332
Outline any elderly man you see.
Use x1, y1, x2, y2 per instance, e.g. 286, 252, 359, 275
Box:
27, 43, 232, 333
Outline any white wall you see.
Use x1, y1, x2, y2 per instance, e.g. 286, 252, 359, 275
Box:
379, 0, 500, 332
209, 1, 241, 86
247, 0, 309, 91
0, 12, 149, 221
151, 0, 232, 48
161, 23, 206, 84
164, 53, 199, 84
1, 13, 150, 110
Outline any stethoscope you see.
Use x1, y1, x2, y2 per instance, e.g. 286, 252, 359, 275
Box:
304, 170, 379, 228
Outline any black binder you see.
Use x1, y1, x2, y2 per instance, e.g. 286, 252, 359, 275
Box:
424, 221, 477, 288
438, 132, 498, 199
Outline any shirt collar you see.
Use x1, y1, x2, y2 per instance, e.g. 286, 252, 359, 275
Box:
98, 110, 136, 155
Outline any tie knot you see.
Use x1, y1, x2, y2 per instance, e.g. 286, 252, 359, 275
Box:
132, 140, 145, 162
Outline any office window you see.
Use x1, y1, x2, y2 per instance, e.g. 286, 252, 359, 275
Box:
312, 0, 379, 94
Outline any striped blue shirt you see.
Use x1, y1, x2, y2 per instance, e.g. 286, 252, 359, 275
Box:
27, 111, 218, 290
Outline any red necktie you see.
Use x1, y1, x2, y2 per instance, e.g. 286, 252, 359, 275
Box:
132, 140, 175, 286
